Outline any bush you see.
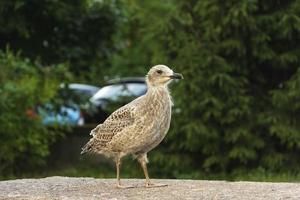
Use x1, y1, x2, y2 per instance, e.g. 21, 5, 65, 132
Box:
0, 49, 69, 176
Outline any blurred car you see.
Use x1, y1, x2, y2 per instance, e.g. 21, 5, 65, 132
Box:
37, 83, 100, 126
38, 103, 84, 126
61, 83, 100, 101
88, 77, 147, 123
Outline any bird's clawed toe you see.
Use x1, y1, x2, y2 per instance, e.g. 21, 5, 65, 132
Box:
116, 184, 136, 189
144, 182, 168, 188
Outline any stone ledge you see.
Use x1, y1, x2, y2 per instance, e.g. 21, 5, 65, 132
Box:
0, 176, 299, 200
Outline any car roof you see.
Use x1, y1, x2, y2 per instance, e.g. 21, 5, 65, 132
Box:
106, 77, 146, 85
60, 83, 100, 92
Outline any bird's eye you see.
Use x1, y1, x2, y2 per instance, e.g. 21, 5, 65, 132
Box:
156, 70, 163, 74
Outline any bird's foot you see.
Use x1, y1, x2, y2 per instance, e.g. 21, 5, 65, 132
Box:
116, 184, 136, 189
144, 182, 168, 188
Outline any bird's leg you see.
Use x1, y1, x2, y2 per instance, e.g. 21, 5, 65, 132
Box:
138, 156, 150, 185
137, 154, 167, 188
116, 155, 122, 187
115, 155, 134, 189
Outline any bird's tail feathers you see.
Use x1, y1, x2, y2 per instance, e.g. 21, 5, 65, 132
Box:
81, 141, 93, 154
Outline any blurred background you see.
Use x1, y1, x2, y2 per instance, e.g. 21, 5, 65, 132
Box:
1, 0, 300, 181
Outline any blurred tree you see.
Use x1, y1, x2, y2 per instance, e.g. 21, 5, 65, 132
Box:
0, 0, 121, 81
0, 49, 69, 176
1, 0, 300, 179
111, 0, 300, 177
107, 0, 178, 77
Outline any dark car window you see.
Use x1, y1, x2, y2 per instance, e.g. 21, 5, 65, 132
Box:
92, 83, 146, 101
73, 89, 96, 98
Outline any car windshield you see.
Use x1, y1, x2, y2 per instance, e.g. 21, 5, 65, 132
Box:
92, 83, 146, 101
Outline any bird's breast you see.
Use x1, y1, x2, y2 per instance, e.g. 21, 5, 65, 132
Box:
137, 88, 172, 142
142, 87, 172, 122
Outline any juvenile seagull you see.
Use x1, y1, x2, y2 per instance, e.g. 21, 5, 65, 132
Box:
81, 65, 183, 188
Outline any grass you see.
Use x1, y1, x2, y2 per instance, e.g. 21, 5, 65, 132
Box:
2, 152, 300, 182
4, 163, 300, 183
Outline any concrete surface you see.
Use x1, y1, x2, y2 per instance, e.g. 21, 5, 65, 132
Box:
0, 176, 300, 200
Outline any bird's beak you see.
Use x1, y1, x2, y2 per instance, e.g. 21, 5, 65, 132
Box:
169, 72, 183, 79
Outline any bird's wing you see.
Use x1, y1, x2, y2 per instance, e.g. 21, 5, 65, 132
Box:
90, 104, 136, 143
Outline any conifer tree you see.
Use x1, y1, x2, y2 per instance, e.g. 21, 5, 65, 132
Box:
114, 0, 300, 176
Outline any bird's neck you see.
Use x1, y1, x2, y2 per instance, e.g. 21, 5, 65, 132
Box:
145, 85, 173, 106
147, 85, 169, 94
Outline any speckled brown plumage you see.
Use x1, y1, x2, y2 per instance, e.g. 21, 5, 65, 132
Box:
81, 65, 183, 188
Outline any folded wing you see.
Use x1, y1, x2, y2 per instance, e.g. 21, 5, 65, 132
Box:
81, 105, 136, 154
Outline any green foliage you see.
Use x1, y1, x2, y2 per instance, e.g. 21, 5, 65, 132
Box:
1, 0, 300, 180
0, 49, 68, 176
10, 159, 300, 182
110, 0, 300, 177
0, 0, 121, 81
108, 0, 179, 77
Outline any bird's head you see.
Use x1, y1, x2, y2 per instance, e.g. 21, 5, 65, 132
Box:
146, 65, 183, 87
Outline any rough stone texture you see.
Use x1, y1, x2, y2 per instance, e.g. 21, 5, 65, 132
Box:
0, 176, 300, 200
